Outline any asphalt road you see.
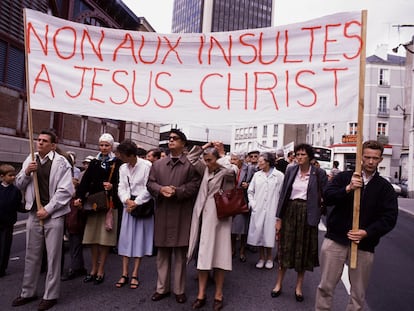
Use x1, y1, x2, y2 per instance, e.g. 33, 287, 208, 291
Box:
1, 198, 413, 310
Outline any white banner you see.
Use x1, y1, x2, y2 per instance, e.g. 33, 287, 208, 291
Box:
24, 9, 363, 125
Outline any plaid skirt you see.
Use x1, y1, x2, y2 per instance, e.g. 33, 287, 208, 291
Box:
278, 199, 319, 272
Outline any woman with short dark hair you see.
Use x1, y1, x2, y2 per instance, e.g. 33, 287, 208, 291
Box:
115, 139, 154, 289
272, 143, 327, 302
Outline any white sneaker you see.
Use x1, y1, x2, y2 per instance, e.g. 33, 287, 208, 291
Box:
255, 259, 265, 269
265, 260, 274, 269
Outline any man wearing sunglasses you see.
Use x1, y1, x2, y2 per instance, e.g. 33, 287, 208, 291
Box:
147, 129, 201, 305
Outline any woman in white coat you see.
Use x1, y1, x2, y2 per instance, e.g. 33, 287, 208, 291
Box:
187, 142, 237, 311
247, 152, 284, 270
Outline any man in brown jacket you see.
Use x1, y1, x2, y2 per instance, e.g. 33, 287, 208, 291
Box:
147, 129, 201, 304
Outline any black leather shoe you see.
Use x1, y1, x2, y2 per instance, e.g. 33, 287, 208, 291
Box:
38, 299, 57, 311
271, 289, 282, 298
192, 297, 206, 309
295, 292, 304, 302
151, 292, 171, 301
12, 296, 38, 307
175, 293, 187, 303
213, 299, 223, 311
61, 268, 87, 281
83, 274, 96, 283
94, 274, 105, 285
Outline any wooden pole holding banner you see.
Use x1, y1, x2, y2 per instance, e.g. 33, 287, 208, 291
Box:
23, 9, 43, 225
350, 10, 367, 269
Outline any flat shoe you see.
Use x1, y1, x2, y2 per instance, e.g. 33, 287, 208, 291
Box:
192, 297, 206, 309
175, 293, 187, 303
115, 275, 129, 288
213, 299, 223, 311
271, 289, 282, 298
38, 299, 57, 311
255, 259, 265, 269
151, 292, 171, 301
12, 296, 38, 307
239, 255, 246, 262
295, 292, 304, 302
130, 276, 139, 289
83, 274, 96, 283
265, 260, 274, 269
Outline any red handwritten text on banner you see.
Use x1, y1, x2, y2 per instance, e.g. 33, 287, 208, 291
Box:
25, 9, 362, 125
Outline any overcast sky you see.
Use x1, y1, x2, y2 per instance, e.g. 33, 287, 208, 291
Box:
123, 0, 414, 56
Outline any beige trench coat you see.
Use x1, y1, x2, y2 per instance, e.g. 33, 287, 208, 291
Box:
187, 152, 237, 271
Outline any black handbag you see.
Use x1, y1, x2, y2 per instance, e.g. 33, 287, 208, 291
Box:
130, 197, 154, 218
82, 163, 115, 212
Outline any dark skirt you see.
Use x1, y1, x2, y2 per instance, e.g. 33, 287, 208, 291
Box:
278, 200, 319, 272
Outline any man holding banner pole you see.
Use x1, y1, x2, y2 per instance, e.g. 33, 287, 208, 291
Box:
315, 140, 398, 311
12, 129, 74, 311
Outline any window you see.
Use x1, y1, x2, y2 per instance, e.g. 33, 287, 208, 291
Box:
273, 124, 278, 136
263, 125, 267, 137
349, 123, 358, 135
378, 95, 388, 113
0, 40, 25, 90
378, 68, 390, 86
377, 122, 387, 136
273, 140, 278, 147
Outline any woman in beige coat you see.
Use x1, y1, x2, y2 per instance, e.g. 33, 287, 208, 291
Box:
187, 142, 237, 311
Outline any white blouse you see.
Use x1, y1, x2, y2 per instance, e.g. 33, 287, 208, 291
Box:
118, 157, 152, 206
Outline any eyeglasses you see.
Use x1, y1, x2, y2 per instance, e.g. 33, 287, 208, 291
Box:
168, 136, 180, 141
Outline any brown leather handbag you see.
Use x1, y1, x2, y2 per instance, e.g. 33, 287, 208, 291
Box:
214, 186, 249, 219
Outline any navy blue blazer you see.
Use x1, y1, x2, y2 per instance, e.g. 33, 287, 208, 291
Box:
276, 164, 327, 226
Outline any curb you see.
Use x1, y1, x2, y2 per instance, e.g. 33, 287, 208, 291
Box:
14, 219, 26, 231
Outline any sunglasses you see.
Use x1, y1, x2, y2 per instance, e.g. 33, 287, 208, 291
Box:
168, 136, 181, 141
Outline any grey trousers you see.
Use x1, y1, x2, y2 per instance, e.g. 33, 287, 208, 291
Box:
156, 246, 188, 295
315, 238, 374, 311
21, 213, 64, 300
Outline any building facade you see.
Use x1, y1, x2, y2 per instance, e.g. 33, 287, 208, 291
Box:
0, 0, 159, 167
306, 53, 406, 179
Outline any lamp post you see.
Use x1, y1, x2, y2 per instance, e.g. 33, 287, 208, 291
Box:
393, 35, 414, 197
408, 42, 414, 198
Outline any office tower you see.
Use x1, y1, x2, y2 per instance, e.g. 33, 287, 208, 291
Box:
172, 0, 274, 33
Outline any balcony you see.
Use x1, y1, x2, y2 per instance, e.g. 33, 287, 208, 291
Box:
377, 135, 389, 144
377, 108, 390, 118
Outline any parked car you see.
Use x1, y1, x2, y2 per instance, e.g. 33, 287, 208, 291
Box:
382, 176, 402, 196
398, 179, 408, 198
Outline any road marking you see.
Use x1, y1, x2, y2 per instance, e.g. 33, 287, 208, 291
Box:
319, 220, 350, 295
318, 220, 327, 231
342, 265, 351, 294
13, 229, 26, 236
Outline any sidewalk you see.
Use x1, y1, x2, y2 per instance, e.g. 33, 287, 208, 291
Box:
398, 198, 414, 216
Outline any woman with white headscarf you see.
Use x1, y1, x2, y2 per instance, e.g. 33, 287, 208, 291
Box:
74, 133, 123, 285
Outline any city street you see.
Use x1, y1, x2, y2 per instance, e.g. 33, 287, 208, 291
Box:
0, 199, 413, 311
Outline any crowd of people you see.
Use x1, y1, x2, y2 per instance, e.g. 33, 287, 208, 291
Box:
0, 128, 399, 311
